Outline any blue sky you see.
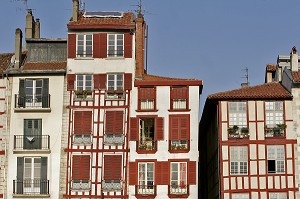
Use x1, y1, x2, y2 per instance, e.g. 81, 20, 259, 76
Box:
1, 0, 300, 113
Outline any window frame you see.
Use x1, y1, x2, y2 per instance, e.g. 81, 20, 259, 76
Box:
228, 102, 247, 128
269, 192, 287, 199
137, 162, 155, 195
107, 34, 124, 57
138, 87, 157, 111
170, 162, 188, 195
230, 146, 248, 175
76, 74, 93, 91
76, 34, 93, 57
265, 101, 284, 128
267, 145, 285, 174
170, 86, 189, 110
169, 114, 190, 152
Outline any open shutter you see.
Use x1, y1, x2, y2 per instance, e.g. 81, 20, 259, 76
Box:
180, 115, 190, 140
18, 79, 25, 108
67, 74, 76, 91
16, 157, 24, 194
129, 117, 139, 141
169, 116, 179, 140
104, 155, 122, 180
124, 32, 132, 58
93, 34, 101, 58
156, 161, 169, 185
42, 78, 49, 108
99, 33, 107, 58
188, 161, 197, 185
124, 73, 132, 90
68, 34, 76, 58
40, 157, 48, 194
129, 162, 138, 185
155, 117, 164, 140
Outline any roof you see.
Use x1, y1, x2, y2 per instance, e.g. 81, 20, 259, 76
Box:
207, 82, 292, 100
0, 53, 14, 73
23, 62, 67, 71
68, 12, 135, 30
292, 71, 300, 83
134, 74, 203, 87
266, 64, 276, 72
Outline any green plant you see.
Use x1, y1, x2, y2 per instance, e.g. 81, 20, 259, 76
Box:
240, 127, 249, 134
75, 90, 93, 98
276, 124, 286, 130
228, 125, 239, 134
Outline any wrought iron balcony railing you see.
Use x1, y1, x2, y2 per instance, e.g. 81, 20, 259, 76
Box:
137, 140, 157, 151
136, 184, 156, 195
13, 179, 49, 195
169, 184, 188, 195
15, 94, 50, 109
14, 135, 50, 150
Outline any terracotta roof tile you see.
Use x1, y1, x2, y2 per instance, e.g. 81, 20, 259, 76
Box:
208, 82, 292, 100
23, 62, 67, 71
135, 74, 202, 86
266, 64, 276, 72
0, 53, 14, 73
140, 74, 198, 81
292, 71, 300, 83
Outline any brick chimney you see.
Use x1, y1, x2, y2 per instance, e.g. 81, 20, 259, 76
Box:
135, 14, 146, 79
34, 18, 40, 39
25, 9, 35, 39
14, 28, 23, 68
72, 0, 79, 22
291, 46, 298, 72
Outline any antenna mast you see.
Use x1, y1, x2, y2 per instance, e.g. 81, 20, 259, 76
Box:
241, 67, 250, 87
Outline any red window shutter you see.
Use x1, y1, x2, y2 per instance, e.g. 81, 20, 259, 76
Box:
74, 111, 83, 134
172, 87, 188, 99
67, 74, 76, 91
99, 33, 107, 58
155, 117, 164, 140
94, 74, 100, 90
140, 87, 155, 99
93, 34, 100, 58
156, 162, 169, 185
112, 155, 122, 180
124, 73, 132, 90
68, 34, 76, 58
105, 111, 123, 134
72, 155, 81, 180
115, 111, 124, 134
129, 162, 138, 185
105, 111, 114, 134
104, 155, 122, 180
99, 74, 107, 90
188, 161, 197, 185
124, 32, 132, 58
129, 117, 139, 141
72, 155, 90, 180
74, 111, 92, 134
169, 116, 179, 140
180, 115, 190, 140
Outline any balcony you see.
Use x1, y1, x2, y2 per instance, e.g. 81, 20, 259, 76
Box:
13, 179, 49, 195
136, 184, 156, 195
14, 135, 50, 152
105, 90, 125, 100
265, 126, 285, 138
104, 134, 124, 145
169, 140, 189, 152
102, 180, 122, 191
73, 134, 92, 145
71, 180, 91, 191
15, 94, 51, 112
169, 184, 188, 195
228, 126, 249, 139
137, 140, 157, 153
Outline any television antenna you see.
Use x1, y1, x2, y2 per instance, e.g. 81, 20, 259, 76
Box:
241, 67, 250, 86
79, 0, 85, 12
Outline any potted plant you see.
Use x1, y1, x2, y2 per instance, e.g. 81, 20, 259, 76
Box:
228, 125, 239, 137
240, 127, 249, 136
75, 90, 93, 98
273, 124, 286, 136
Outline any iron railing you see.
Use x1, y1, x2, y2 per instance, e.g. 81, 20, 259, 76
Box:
13, 179, 49, 195
14, 135, 50, 150
15, 94, 50, 109
136, 184, 156, 195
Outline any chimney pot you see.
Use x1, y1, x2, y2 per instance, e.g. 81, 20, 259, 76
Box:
14, 28, 23, 68
291, 46, 298, 72
72, 0, 79, 22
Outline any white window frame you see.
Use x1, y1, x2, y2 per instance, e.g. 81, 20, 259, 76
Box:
24, 157, 41, 192
267, 145, 285, 174
138, 162, 154, 195
76, 74, 93, 91
107, 34, 124, 57
228, 102, 247, 128
107, 74, 124, 91
170, 162, 187, 194
76, 34, 93, 57
230, 146, 248, 175
232, 193, 249, 199
25, 79, 43, 106
265, 101, 283, 128
269, 192, 287, 199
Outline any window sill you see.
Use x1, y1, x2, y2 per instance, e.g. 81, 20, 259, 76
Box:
74, 57, 94, 60
106, 57, 125, 60
136, 109, 158, 112
169, 149, 190, 153
168, 109, 191, 112
168, 193, 189, 198
73, 97, 94, 102
14, 108, 51, 113
137, 150, 157, 154
13, 149, 51, 154
13, 194, 50, 198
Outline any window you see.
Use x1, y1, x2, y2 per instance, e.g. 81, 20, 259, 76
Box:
265, 101, 283, 128
15, 157, 48, 195
71, 155, 91, 190
267, 145, 285, 173
169, 115, 190, 151
170, 162, 187, 194
138, 162, 154, 195
228, 102, 247, 128
138, 87, 156, 110
108, 34, 124, 57
232, 193, 249, 199
230, 146, 248, 175
170, 86, 188, 110
75, 75, 93, 99
73, 111, 93, 145
77, 34, 92, 57
18, 79, 49, 108
24, 119, 42, 149
269, 192, 287, 199
104, 111, 124, 145
103, 155, 122, 191
139, 118, 155, 151
106, 74, 124, 99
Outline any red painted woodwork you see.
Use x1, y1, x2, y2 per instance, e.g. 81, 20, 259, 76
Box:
74, 111, 92, 134
188, 161, 197, 185
105, 111, 123, 134
93, 34, 100, 58
99, 33, 107, 58
99, 74, 107, 90
171, 86, 189, 109
130, 117, 139, 141
156, 161, 169, 185
169, 115, 190, 140
68, 34, 76, 58
124, 73, 132, 90
104, 155, 122, 180
93, 74, 100, 90
124, 32, 132, 58
140, 87, 155, 99
129, 162, 138, 185
67, 74, 76, 91
155, 117, 164, 140
72, 155, 90, 180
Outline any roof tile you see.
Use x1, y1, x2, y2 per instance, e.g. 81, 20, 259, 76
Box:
0, 53, 14, 73
23, 62, 67, 71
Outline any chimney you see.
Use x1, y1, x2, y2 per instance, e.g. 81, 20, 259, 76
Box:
241, 83, 248, 88
14, 28, 23, 68
25, 9, 35, 39
72, 0, 79, 22
34, 18, 40, 39
135, 14, 146, 79
291, 46, 298, 72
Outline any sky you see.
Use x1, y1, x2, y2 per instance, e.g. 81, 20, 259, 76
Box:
1, 0, 300, 116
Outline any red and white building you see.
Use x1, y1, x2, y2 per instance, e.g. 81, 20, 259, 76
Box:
60, 1, 202, 198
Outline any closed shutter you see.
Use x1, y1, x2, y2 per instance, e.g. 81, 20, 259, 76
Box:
115, 111, 123, 134
93, 74, 100, 90
156, 161, 169, 185
93, 34, 101, 58
140, 87, 155, 100
99, 33, 107, 58
172, 87, 188, 99
16, 157, 24, 194
42, 78, 49, 108
67, 74, 76, 91
124, 73, 132, 90
24, 119, 42, 149
180, 115, 190, 140
99, 74, 107, 90
129, 117, 138, 141
68, 34, 76, 58
72, 155, 90, 180
169, 116, 179, 140
188, 161, 197, 185
124, 33, 132, 58
155, 117, 164, 140
129, 162, 137, 185
40, 157, 48, 194
18, 79, 25, 108
104, 155, 122, 180
105, 111, 123, 134
169, 115, 190, 141
74, 111, 92, 134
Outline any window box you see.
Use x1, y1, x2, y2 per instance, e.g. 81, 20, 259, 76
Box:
104, 134, 124, 145
138, 140, 157, 152
170, 140, 189, 152
73, 134, 92, 145
71, 180, 91, 190
102, 180, 122, 191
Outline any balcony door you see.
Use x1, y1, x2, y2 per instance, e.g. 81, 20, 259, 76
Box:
24, 119, 42, 149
